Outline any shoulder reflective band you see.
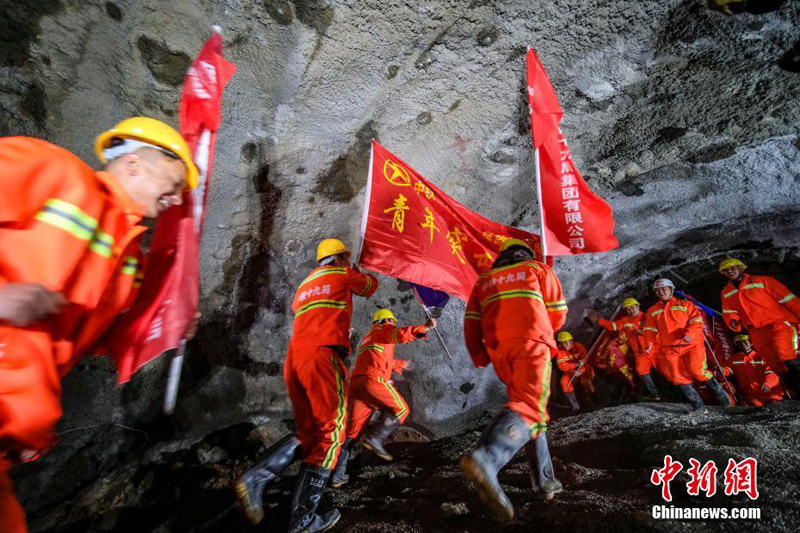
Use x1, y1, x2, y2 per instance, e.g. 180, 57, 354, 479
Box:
546, 299, 568, 311
480, 289, 543, 309
780, 294, 796, 304
724, 288, 739, 298
89, 231, 115, 258
465, 311, 482, 321
35, 198, 98, 241
295, 299, 347, 317
120, 256, 138, 275
743, 283, 765, 290
669, 306, 688, 312
651, 309, 664, 317
300, 267, 347, 288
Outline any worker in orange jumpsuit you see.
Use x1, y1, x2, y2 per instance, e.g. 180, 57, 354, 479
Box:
236, 238, 377, 531
721, 334, 784, 406
554, 331, 591, 412
593, 298, 661, 400
718, 257, 800, 394
330, 309, 435, 487
643, 278, 732, 414
460, 238, 567, 520
0, 118, 200, 533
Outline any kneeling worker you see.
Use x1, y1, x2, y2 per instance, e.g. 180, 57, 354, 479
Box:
461, 238, 567, 520
330, 308, 435, 487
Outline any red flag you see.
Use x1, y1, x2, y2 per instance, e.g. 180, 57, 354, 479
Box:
526, 48, 618, 256
358, 141, 544, 301
108, 29, 235, 383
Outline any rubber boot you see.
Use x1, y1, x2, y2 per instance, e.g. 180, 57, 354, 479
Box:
640, 374, 661, 401
564, 391, 580, 412
679, 384, 708, 415
236, 434, 300, 525
524, 433, 563, 500
330, 438, 353, 488
288, 463, 341, 533
706, 378, 733, 407
459, 409, 529, 521
361, 412, 399, 461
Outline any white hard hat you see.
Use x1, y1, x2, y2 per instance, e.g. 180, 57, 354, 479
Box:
653, 278, 675, 290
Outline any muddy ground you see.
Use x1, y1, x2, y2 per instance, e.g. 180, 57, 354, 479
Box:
22, 400, 800, 533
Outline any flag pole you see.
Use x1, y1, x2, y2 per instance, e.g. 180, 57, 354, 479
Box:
567, 303, 621, 387
419, 303, 454, 362
356, 142, 375, 264
534, 147, 548, 259
164, 339, 186, 415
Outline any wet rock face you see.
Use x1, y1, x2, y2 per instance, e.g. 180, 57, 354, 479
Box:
1, 0, 799, 513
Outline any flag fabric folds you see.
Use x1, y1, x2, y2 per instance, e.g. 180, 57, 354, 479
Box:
357, 141, 544, 301
526, 47, 619, 256
107, 29, 236, 383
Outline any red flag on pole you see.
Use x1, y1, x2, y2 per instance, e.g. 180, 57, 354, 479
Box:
357, 141, 544, 301
107, 28, 235, 383
526, 48, 618, 256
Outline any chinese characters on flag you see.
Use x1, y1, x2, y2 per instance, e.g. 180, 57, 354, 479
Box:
358, 141, 543, 301
526, 47, 619, 256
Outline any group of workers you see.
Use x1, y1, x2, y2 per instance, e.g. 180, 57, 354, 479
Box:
1, 116, 798, 533
554, 258, 800, 415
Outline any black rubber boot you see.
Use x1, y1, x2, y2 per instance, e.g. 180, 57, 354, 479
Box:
236, 434, 301, 524
640, 374, 661, 401
288, 463, 341, 533
679, 384, 708, 415
330, 438, 353, 488
361, 412, 399, 461
524, 433, 563, 500
459, 409, 529, 521
564, 391, 580, 412
706, 378, 733, 407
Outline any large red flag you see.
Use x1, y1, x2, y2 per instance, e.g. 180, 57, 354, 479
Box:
357, 141, 543, 301
108, 28, 235, 383
526, 48, 618, 256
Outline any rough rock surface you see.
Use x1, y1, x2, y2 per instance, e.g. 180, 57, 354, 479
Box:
20, 401, 800, 532
1, 0, 799, 522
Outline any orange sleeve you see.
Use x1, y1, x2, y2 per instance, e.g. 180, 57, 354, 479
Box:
598, 318, 618, 332
685, 303, 705, 336
392, 359, 408, 375
464, 283, 490, 368
370, 324, 427, 344
555, 351, 576, 372
540, 264, 568, 331
765, 277, 800, 320
0, 138, 65, 224
720, 290, 742, 331
348, 268, 378, 298
643, 310, 658, 349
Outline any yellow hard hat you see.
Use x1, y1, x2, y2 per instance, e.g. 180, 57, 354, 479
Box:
733, 334, 749, 343
373, 309, 397, 323
499, 238, 533, 255
317, 238, 351, 262
95, 117, 199, 189
556, 331, 573, 342
718, 257, 747, 272
622, 298, 640, 308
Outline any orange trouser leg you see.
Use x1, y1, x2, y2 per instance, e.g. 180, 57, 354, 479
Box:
559, 373, 575, 394
749, 322, 799, 373
284, 345, 348, 470
488, 339, 551, 437
682, 344, 713, 383
345, 394, 374, 440
634, 350, 656, 376
0, 329, 62, 453
345, 375, 409, 440
660, 350, 690, 385
0, 460, 27, 533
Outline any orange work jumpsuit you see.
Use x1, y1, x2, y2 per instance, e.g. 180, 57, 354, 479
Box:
285, 265, 377, 470
722, 349, 784, 406
555, 342, 593, 394
643, 298, 712, 385
345, 323, 427, 439
599, 313, 655, 376
0, 138, 148, 533
464, 260, 567, 437
721, 275, 800, 372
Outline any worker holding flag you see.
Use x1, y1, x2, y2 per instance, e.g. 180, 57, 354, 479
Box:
237, 239, 377, 532
0, 117, 199, 533
460, 238, 567, 521
330, 308, 435, 488
554, 331, 591, 412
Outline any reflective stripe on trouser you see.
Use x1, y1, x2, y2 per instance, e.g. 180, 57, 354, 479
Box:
748, 322, 799, 373
488, 338, 551, 438
284, 345, 348, 470
345, 375, 409, 439
660, 344, 712, 385
0, 459, 27, 533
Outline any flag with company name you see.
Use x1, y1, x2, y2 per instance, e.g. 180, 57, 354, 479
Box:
108, 29, 235, 383
357, 141, 543, 301
526, 47, 618, 256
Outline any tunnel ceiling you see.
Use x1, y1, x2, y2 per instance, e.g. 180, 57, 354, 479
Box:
1, 0, 799, 441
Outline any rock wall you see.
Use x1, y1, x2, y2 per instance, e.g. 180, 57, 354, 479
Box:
2, 0, 799, 515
